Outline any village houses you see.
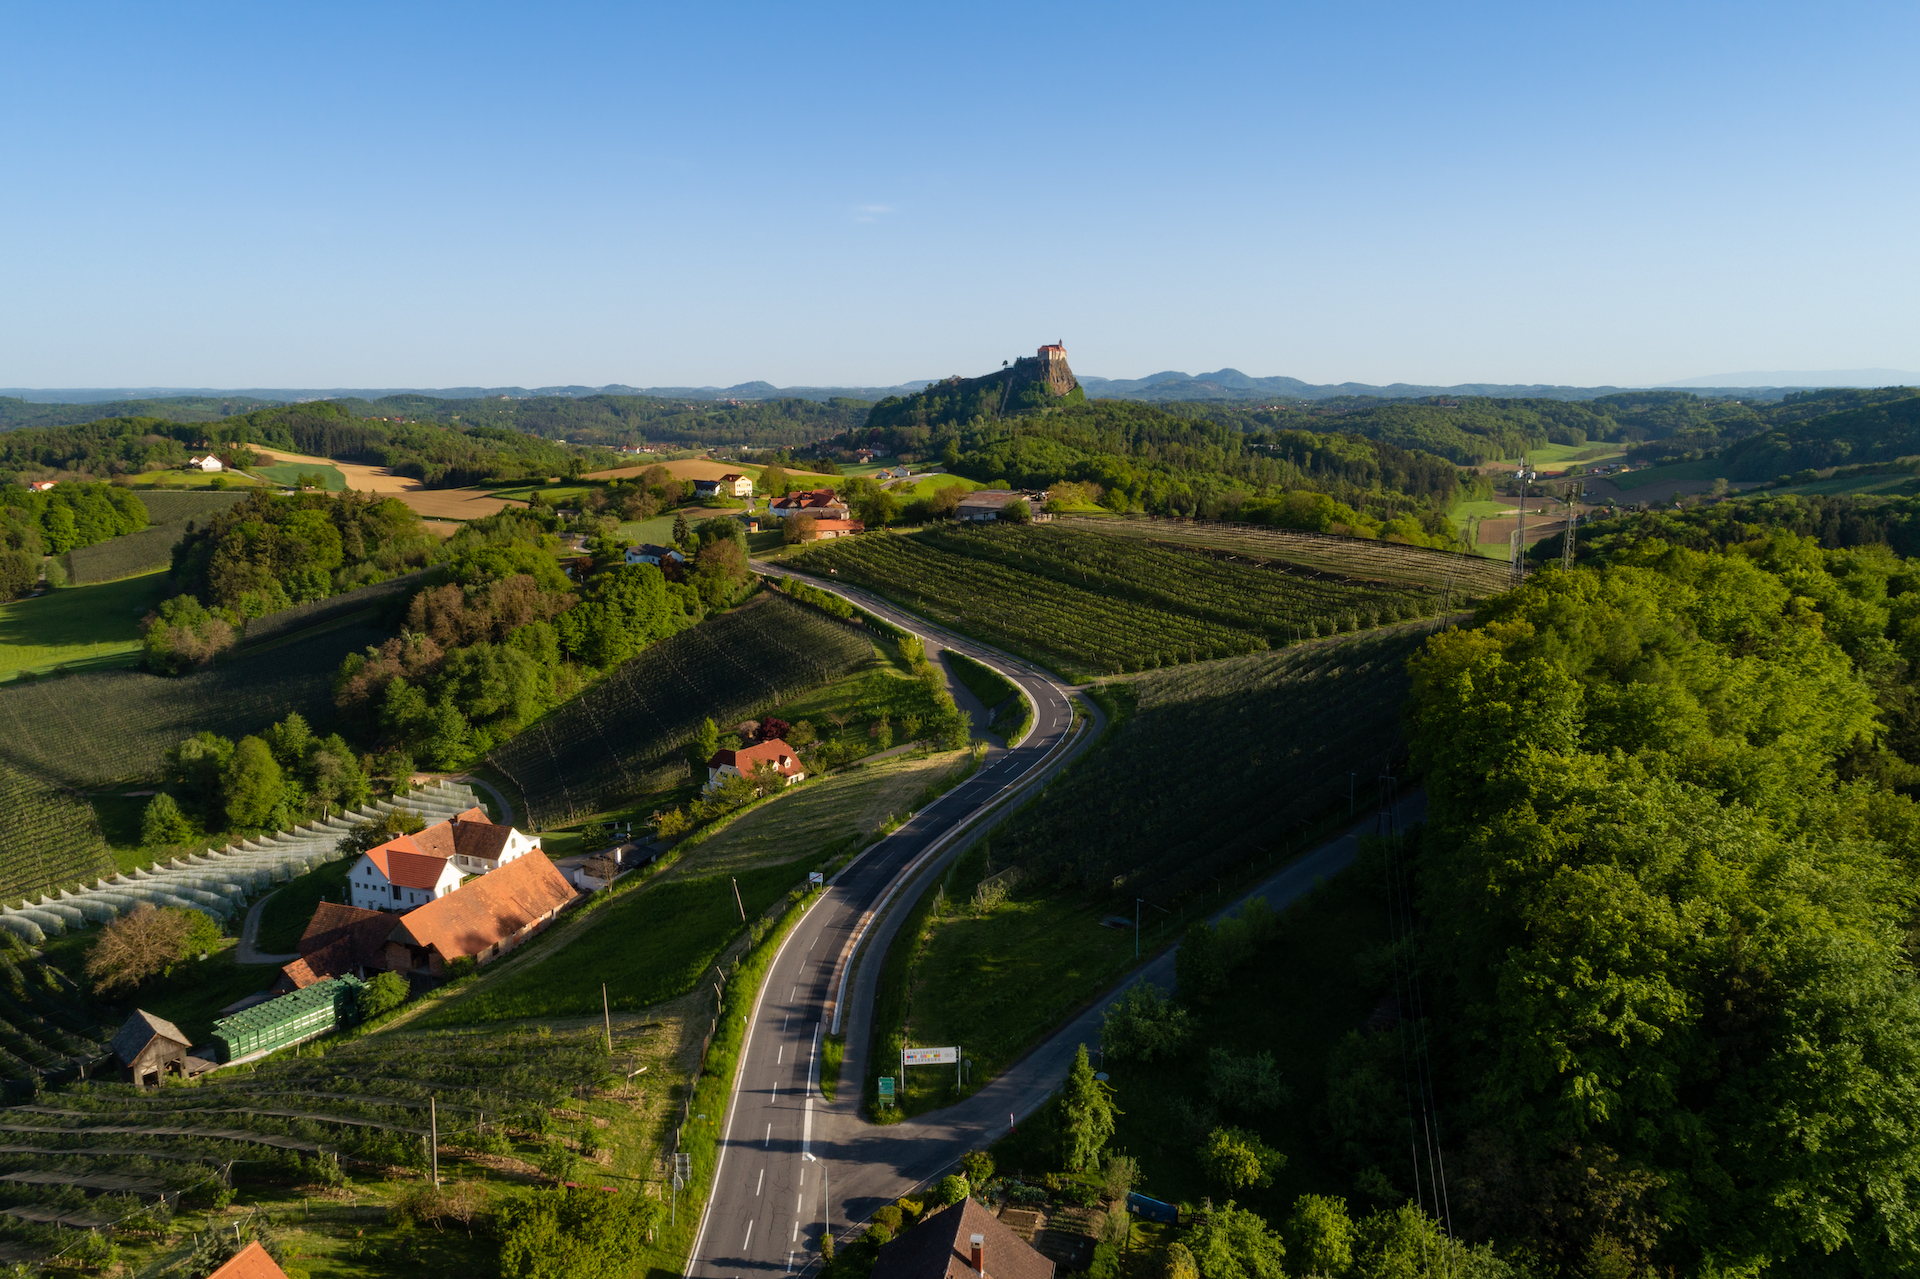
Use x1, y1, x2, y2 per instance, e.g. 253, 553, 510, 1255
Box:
625, 543, 686, 567
185, 454, 224, 472
346, 806, 540, 911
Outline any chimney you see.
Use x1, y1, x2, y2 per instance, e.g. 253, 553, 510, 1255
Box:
969, 1233, 985, 1274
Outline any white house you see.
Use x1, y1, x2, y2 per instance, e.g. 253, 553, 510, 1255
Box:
348, 836, 464, 912
718, 472, 754, 498
410, 806, 542, 873
625, 543, 686, 567
186, 455, 224, 472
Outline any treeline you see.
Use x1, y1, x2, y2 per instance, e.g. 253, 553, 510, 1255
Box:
0, 402, 621, 489
1567, 492, 1920, 567
1399, 533, 1920, 1273
863, 365, 1086, 434
0, 395, 283, 432
1718, 391, 1920, 480
0, 481, 148, 598
357, 393, 873, 451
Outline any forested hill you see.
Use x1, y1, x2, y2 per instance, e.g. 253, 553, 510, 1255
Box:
350, 392, 871, 451
1718, 391, 1920, 480
0, 401, 619, 489
0, 394, 285, 430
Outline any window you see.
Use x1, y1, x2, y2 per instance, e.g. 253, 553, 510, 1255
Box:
392, 885, 401, 899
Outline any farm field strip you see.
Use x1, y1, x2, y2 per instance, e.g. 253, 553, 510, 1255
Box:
1060, 514, 1511, 596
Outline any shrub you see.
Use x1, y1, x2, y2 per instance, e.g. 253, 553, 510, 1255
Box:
1100, 984, 1192, 1063
935, 1174, 969, 1206
140, 792, 194, 846
498, 1186, 657, 1279
1201, 1126, 1285, 1193
960, 1149, 995, 1185
358, 971, 410, 1019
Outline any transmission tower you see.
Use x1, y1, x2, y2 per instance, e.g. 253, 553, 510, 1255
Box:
1510, 464, 1536, 587
1561, 482, 1579, 571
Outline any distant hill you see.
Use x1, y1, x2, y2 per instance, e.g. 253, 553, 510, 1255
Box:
863, 344, 1086, 433
0, 380, 932, 407
1661, 369, 1920, 389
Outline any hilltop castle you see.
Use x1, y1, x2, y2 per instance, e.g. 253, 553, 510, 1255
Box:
1016, 342, 1077, 398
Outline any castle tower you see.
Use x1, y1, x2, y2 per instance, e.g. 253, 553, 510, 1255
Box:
1033, 342, 1075, 397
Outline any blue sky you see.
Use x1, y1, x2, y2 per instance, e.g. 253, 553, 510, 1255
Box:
1, 1, 1914, 389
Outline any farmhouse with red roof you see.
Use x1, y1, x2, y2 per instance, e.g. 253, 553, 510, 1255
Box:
706, 738, 806, 793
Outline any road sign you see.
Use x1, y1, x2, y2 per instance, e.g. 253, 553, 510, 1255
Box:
903, 1046, 958, 1065
877, 1077, 894, 1096
672, 1152, 691, 1188
808, 871, 824, 887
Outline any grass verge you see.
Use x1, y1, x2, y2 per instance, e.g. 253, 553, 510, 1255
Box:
820, 1033, 845, 1103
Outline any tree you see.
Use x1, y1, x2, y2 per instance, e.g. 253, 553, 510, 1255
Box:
1059, 1043, 1118, 1170
1285, 1194, 1355, 1277
689, 717, 720, 768
758, 716, 792, 743
142, 595, 236, 674
359, 971, 410, 1019
0, 550, 35, 601
960, 1150, 995, 1185
140, 793, 194, 847
1101, 984, 1193, 1063
1183, 1201, 1286, 1279
1001, 497, 1033, 524
180, 909, 222, 960
784, 514, 817, 544
84, 904, 190, 994
672, 510, 692, 550
1206, 1047, 1288, 1112
1102, 1153, 1139, 1201
497, 1186, 657, 1279
337, 807, 426, 856
1201, 1126, 1284, 1193
222, 736, 284, 829
263, 712, 314, 765
1175, 923, 1226, 1005
691, 537, 750, 608
936, 1174, 969, 1206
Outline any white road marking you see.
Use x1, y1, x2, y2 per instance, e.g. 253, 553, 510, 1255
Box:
791, 986, 797, 1000
788, 1249, 795, 1272
744, 1220, 754, 1249
765, 1123, 772, 1146
792, 1220, 799, 1241
796, 1192, 803, 1212
777, 1045, 784, 1065
756, 1168, 764, 1195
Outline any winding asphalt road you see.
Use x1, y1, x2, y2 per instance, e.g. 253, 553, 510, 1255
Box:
687, 568, 1086, 1277
690, 567, 1427, 1277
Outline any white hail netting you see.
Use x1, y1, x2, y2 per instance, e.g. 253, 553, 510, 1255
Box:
0, 782, 483, 946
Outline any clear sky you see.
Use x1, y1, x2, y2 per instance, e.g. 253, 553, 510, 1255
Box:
1, 2, 1915, 390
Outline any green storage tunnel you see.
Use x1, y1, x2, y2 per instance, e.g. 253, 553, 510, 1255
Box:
212, 974, 364, 1062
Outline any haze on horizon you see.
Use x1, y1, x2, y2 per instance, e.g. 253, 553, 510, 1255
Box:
0, 2, 1913, 392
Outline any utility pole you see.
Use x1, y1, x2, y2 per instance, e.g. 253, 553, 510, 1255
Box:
803, 1151, 829, 1249
430, 1096, 439, 1186
731, 877, 745, 922
602, 983, 613, 1054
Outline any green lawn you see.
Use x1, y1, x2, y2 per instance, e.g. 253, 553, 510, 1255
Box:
1609, 457, 1728, 490
0, 570, 170, 678
419, 856, 821, 1025
250, 461, 345, 491
896, 473, 980, 500
1525, 441, 1627, 466
254, 858, 356, 953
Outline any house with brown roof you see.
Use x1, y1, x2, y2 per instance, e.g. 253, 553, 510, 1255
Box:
871, 1198, 1054, 1279
278, 902, 395, 991
769, 488, 850, 520
348, 835, 464, 913
794, 517, 865, 542
706, 738, 806, 793
409, 806, 541, 873
382, 852, 579, 976
207, 1240, 290, 1279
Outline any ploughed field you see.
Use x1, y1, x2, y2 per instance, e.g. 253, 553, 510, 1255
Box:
787, 521, 1454, 680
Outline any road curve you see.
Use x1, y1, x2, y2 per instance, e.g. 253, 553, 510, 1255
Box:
687, 566, 1087, 1278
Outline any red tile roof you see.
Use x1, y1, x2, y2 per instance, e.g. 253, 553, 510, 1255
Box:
410, 811, 517, 863
707, 738, 804, 778
390, 853, 578, 962
207, 1241, 290, 1279
288, 903, 396, 989
801, 519, 865, 536
872, 1198, 1053, 1279
364, 837, 454, 890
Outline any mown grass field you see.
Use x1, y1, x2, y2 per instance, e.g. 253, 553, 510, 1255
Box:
0, 570, 169, 679
1769, 473, 1920, 497
987, 862, 1392, 1221
1609, 457, 1729, 490
420, 856, 818, 1025
251, 461, 346, 490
